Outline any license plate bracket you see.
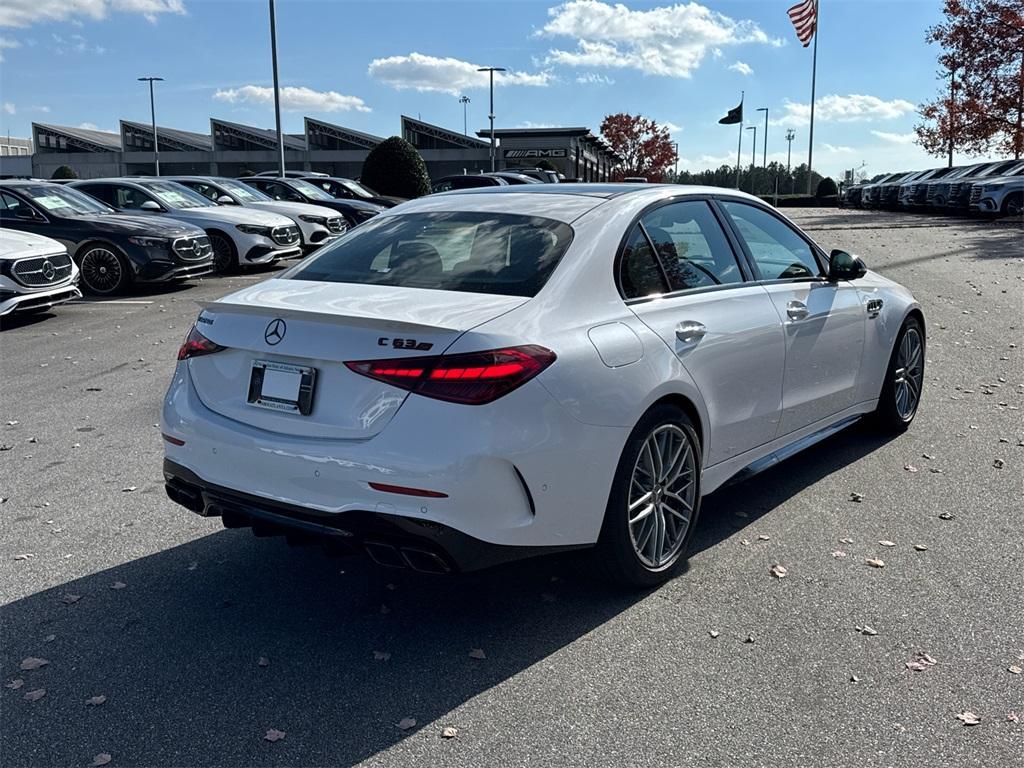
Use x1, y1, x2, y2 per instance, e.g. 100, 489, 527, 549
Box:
247, 360, 316, 415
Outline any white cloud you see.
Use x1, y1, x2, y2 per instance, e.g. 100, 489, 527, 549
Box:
368, 52, 551, 96
575, 72, 614, 85
775, 94, 915, 126
51, 32, 106, 55
0, 34, 19, 61
728, 61, 753, 76
214, 85, 371, 113
662, 121, 683, 134
0, 0, 185, 28
517, 121, 558, 129
2, 102, 15, 115
539, 0, 783, 79
2, 102, 50, 115
870, 130, 916, 145
823, 143, 854, 154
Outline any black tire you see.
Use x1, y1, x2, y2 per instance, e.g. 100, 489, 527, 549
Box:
872, 316, 925, 433
594, 404, 702, 588
77, 242, 132, 296
208, 231, 237, 274
1002, 192, 1023, 218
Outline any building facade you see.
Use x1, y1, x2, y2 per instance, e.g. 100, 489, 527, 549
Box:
27, 116, 620, 182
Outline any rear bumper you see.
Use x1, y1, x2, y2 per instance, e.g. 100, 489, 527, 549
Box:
164, 459, 581, 572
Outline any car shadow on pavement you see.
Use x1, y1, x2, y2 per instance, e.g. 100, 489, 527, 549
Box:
692, 420, 896, 554
0, 528, 639, 767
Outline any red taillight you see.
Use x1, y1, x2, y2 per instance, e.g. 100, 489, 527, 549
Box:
345, 345, 556, 405
177, 325, 225, 361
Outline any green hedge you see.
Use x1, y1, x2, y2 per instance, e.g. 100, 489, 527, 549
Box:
360, 137, 431, 199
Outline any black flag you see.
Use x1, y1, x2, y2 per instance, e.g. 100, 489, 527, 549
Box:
719, 101, 743, 125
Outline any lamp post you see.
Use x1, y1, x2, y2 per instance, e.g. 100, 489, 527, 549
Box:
459, 95, 471, 136
756, 107, 768, 167
671, 141, 679, 180
785, 129, 796, 193
137, 76, 163, 175
268, 0, 285, 176
746, 125, 757, 192
476, 67, 506, 172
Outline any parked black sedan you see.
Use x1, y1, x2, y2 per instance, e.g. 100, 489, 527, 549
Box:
237, 177, 385, 227
0, 180, 213, 295
292, 175, 405, 208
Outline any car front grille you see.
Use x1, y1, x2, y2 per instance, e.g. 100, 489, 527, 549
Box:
970, 186, 983, 203
11, 253, 73, 287
326, 217, 346, 234
272, 225, 301, 246
173, 235, 213, 262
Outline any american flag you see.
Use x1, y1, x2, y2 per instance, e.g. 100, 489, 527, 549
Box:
787, 0, 818, 48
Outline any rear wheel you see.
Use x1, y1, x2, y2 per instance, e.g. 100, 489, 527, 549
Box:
208, 231, 237, 274
78, 244, 131, 296
595, 404, 701, 587
873, 316, 925, 432
1002, 192, 1023, 218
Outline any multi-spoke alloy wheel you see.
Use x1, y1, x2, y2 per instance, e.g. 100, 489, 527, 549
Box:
893, 327, 924, 420
628, 424, 697, 569
80, 246, 125, 295
209, 233, 235, 274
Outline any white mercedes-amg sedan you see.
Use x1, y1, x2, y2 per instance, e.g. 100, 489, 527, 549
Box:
162, 185, 925, 586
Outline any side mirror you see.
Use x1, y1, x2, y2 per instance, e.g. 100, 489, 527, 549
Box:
828, 249, 867, 281
216, 195, 236, 205
139, 200, 163, 212
14, 207, 40, 220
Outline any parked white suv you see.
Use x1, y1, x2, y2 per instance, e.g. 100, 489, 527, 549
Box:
167, 176, 347, 253
0, 229, 80, 318
71, 178, 302, 273
968, 162, 1024, 217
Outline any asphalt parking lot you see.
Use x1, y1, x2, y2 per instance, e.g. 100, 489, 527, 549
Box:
1, 208, 1021, 768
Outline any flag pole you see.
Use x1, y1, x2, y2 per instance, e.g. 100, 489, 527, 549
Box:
806, 1, 818, 194
735, 91, 744, 189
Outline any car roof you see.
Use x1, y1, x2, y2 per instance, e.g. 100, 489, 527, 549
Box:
433, 182, 718, 199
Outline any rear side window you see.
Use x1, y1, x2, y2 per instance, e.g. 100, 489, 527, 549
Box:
619, 226, 667, 299
286, 211, 574, 298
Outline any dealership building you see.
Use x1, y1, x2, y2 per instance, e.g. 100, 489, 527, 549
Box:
24, 117, 621, 182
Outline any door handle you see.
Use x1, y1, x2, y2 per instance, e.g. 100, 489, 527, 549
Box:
866, 298, 883, 317
675, 320, 707, 343
786, 300, 809, 321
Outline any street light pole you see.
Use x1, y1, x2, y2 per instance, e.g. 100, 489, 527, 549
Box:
459, 95, 471, 136
756, 107, 768, 168
746, 125, 757, 192
477, 67, 506, 173
137, 76, 163, 175
785, 129, 796, 193
671, 141, 678, 180
268, 0, 285, 176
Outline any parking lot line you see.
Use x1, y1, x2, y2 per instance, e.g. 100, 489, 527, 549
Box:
71, 299, 155, 305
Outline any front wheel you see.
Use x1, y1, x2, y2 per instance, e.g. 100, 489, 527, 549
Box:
1002, 192, 1023, 218
595, 404, 701, 587
208, 231, 237, 274
872, 316, 925, 432
78, 244, 131, 296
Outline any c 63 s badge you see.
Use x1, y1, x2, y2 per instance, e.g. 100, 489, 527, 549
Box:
378, 337, 433, 351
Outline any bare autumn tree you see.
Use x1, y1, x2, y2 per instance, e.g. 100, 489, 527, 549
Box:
916, 0, 1024, 161
600, 114, 678, 181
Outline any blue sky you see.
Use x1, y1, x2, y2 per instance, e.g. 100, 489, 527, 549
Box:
0, 0, 995, 177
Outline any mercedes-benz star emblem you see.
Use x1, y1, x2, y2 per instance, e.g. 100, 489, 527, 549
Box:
41, 260, 56, 280
264, 318, 286, 345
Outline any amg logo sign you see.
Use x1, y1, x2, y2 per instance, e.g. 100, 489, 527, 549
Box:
504, 148, 567, 159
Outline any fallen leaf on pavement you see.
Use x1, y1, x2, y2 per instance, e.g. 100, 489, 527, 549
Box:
865, 558, 885, 568
397, 718, 417, 731
61, 594, 81, 605
258, 657, 270, 667
441, 726, 458, 739
13, 553, 35, 561
743, 634, 755, 644
849, 492, 864, 502
993, 458, 1005, 469
24, 689, 46, 702
19, 657, 48, 670
264, 729, 286, 742
121, 486, 137, 493
938, 512, 955, 520
913, 544, 928, 551
770, 564, 788, 578
879, 540, 896, 547
740, 539, 750, 546
904, 464, 918, 473
1008, 712, 1019, 723
857, 625, 878, 636
110, 582, 126, 590
850, 675, 859, 683
469, 648, 486, 659
372, 651, 391, 661
757, 534, 770, 541
86, 695, 106, 706
831, 550, 847, 558
955, 711, 981, 726
92, 754, 112, 766
709, 630, 720, 638
1008, 665, 1022, 675
6, 679, 24, 689
906, 661, 926, 672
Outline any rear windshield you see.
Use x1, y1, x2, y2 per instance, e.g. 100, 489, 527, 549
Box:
285, 211, 574, 297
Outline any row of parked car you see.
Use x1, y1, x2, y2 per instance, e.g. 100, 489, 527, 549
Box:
840, 159, 1023, 217
0, 173, 402, 320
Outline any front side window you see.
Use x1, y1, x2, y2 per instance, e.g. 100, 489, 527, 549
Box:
720, 201, 822, 281
640, 201, 743, 291
286, 211, 573, 298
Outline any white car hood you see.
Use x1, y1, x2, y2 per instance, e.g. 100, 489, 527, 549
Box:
167, 206, 294, 228
249, 201, 341, 219
0, 229, 67, 261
